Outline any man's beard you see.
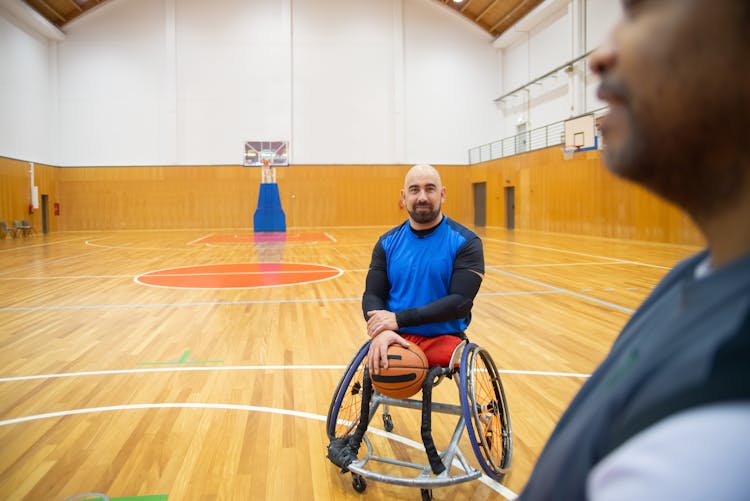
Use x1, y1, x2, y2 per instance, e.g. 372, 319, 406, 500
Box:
407, 202, 441, 224
601, 90, 746, 221
604, 117, 746, 219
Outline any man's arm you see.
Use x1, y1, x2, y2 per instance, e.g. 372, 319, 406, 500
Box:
361, 239, 389, 318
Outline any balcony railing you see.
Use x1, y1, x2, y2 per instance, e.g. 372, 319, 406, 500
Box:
469, 107, 608, 164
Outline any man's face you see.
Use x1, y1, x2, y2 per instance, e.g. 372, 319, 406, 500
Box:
590, 0, 748, 219
402, 170, 445, 226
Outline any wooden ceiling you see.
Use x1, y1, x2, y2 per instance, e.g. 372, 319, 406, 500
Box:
22, 0, 544, 39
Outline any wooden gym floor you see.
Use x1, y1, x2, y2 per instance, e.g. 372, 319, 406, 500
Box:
0, 227, 699, 500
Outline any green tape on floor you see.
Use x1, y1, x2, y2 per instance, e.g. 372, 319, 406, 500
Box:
112, 495, 168, 501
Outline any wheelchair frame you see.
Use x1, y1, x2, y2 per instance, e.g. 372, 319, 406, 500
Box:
326, 340, 512, 499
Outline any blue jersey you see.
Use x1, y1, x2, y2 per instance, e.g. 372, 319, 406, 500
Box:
368, 216, 483, 336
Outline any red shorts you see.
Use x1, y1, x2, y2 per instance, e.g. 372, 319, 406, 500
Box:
401, 334, 463, 367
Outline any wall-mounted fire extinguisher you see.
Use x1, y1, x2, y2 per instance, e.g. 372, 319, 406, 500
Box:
54, 202, 60, 216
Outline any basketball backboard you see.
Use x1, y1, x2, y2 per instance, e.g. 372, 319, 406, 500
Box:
563, 113, 597, 151
243, 141, 289, 167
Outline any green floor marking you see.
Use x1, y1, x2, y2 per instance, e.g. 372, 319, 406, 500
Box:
137, 349, 223, 366
112, 495, 168, 501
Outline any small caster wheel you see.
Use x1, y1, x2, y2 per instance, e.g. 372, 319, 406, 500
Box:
383, 413, 394, 432
352, 474, 367, 493
420, 488, 433, 500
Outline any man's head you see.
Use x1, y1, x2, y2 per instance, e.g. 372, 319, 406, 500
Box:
590, 0, 750, 222
402, 164, 446, 229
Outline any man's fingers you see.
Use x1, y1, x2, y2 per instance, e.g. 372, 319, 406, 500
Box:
368, 351, 376, 375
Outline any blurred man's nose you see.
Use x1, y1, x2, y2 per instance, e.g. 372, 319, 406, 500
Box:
589, 33, 616, 76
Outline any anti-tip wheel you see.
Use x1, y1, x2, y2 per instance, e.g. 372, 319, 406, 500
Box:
352, 473, 367, 493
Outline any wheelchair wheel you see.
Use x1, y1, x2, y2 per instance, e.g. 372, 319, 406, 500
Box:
459, 343, 512, 481
326, 341, 370, 440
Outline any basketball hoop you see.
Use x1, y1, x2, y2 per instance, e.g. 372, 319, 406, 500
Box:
562, 146, 576, 160
261, 158, 274, 183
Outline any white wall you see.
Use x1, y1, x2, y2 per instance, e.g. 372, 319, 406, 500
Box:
496, 0, 621, 135
0, 7, 55, 164
0, 0, 500, 166
292, 0, 396, 164
403, 0, 501, 164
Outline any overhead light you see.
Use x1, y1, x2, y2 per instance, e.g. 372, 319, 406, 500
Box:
453, 0, 464, 3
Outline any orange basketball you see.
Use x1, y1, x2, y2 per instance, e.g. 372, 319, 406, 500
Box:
371, 343, 429, 399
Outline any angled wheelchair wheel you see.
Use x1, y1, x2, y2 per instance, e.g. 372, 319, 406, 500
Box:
326, 341, 370, 440
459, 343, 513, 481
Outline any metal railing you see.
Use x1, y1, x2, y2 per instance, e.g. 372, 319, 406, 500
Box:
468, 107, 609, 164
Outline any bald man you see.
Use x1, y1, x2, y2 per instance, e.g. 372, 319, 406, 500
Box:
362, 164, 484, 376
327, 164, 484, 472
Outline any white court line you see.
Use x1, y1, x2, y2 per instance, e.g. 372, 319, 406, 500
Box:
490, 261, 631, 268
0, 402, 518, 500
0, 289, 562, 311
0, 247, 113, 276
0, 275, 136, 280
366, 427, 519, 500
0, 366, 589, 383
490, 268, 636, 314
0, 236, 92, 253
323, 232, 337, 242
483, 238, 672, 269
187, 233, 214, 245
144, 270, 339, 277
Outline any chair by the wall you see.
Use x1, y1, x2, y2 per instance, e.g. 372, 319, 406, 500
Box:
1, 221, 18, 239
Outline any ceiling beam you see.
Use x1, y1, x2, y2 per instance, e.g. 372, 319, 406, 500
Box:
475, 0, 502, 23
65, 0, 83, 12
33, 0, 67, 23
460, 0, 473, 13
489, 0, 538, 32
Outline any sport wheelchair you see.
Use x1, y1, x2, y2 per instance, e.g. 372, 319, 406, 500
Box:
326, 340, 512, 500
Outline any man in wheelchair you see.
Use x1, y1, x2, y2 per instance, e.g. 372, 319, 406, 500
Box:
327, 163, 485, 473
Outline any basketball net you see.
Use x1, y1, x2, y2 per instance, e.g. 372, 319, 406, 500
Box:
261, 158, 276, 183
562, 144, 580, 161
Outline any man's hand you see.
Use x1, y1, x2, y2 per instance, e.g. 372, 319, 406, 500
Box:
367, 330, 410, 375
366, 309, 399, 338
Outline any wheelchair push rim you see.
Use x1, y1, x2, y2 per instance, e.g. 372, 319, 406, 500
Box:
326, 341, 370, 440
459, 343, 513, 481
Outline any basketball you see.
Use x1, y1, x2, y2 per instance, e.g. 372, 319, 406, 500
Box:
371, 344, 429, 399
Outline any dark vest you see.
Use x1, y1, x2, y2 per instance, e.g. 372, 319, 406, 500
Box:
519, 251, 750, 501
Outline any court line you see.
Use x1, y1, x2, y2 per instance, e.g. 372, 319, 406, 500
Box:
0, 289, 561, 311
84, 239, 338, 251
0, 261, 656, 281
0, 275, 137, 280
143, 270, 340, 277
366, 427, 519, 500
483, 238, 672, 269
0, 236, 93, 253
0, 247, 113, 276
489, 268, 635, 314
186, 233, 214, 245
0, 402, 518, 500
0, 366, 590, 383
490, 261, 633, 268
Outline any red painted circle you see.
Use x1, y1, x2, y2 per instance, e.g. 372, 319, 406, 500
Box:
135, 262, 342, 289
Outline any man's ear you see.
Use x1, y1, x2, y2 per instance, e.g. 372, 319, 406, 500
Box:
441, 186, 446, 202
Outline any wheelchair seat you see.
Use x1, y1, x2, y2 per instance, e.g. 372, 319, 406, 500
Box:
326, 340, 512, 500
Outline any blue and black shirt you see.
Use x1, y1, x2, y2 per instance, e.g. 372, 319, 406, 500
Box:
362, 215, 484, 336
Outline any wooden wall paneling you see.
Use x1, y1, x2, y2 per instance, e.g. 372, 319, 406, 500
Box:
2, 150, 702, 245
0, 157, 59, 234
472, 147, 702, 245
